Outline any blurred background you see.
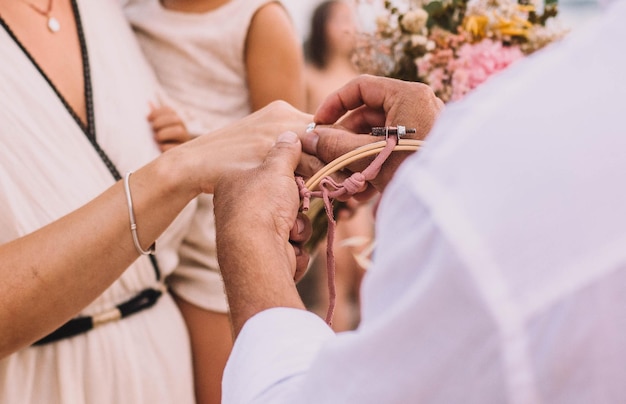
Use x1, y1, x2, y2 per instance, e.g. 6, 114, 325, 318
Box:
283, 0, 602, 42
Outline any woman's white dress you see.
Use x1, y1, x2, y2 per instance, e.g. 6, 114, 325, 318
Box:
0, 1, 226, 402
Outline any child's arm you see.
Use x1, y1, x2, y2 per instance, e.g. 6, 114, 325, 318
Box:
147, 104, 192, 152
245, 2, 306, 111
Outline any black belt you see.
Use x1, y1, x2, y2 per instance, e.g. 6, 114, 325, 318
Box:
33, 287, 163, 346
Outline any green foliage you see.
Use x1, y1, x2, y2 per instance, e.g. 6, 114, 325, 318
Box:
424, 0, 469, 32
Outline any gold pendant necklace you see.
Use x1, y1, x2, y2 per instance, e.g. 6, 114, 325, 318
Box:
21, 0, 60, 33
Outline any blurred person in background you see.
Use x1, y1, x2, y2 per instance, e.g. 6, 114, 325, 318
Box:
304, 0, 359, 113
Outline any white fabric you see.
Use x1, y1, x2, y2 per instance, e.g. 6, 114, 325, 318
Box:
223, 1, 626, 402
0, 1, 223, 402
124, 0, 282, 314
124, 0, 276, 135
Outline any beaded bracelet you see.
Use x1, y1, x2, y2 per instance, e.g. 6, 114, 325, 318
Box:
123, 171, 155, 256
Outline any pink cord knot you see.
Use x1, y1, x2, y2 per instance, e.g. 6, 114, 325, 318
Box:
342, 172, 366, 195
294, 134, 399, 327
296, 177, 311, 211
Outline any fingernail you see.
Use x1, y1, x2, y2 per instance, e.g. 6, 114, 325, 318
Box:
302, 131, 319, 153
277, 131, 298, 144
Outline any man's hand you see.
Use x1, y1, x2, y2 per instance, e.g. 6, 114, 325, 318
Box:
214, 132, 312, 337
300, 75, 444, 193
314, 74, 443, 137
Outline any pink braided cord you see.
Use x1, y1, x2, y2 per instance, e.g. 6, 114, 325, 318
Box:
297, 135, 398, 326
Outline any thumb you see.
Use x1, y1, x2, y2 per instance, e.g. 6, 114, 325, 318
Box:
307, 127, 379, 163
262, 131, 302, 175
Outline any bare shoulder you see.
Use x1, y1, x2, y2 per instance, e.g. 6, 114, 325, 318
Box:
245, 1, 304, 110
247, 1, 298, 51
250, 1, 292, 30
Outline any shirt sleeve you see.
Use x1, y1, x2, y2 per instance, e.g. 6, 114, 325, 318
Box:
222, 308, 335, 403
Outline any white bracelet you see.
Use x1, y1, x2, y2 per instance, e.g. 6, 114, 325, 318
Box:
123, 171, 155, 255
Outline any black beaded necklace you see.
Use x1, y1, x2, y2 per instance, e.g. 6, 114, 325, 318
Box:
0, 0, 161, 281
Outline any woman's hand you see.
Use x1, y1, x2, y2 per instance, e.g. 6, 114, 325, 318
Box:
165, 100, 313, 195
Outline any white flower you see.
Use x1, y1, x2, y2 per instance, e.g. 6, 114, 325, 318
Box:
410, 34, 428, 47
400, 9, 429, 34
466, 0, 518, 24
376, 15, 390, 33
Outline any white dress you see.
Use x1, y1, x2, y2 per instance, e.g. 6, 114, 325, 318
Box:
0, 1, 225, 402
124, 0, 278, 134
222, 0, 626, 402
124, 0, 280, 308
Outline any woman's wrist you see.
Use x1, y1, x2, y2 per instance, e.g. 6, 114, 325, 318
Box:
149, 144, 205, 201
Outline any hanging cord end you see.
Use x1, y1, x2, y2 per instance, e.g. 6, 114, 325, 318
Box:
296, 176, 311, 211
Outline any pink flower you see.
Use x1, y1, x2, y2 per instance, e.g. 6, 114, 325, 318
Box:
450, 68, 471, 101
427, 67, 446, 93
448, 39, 524, 101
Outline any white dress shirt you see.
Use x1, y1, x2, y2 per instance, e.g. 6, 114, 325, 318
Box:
223, 1, 626, 402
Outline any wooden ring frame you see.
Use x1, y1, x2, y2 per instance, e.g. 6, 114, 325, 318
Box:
304, 138, 423, 191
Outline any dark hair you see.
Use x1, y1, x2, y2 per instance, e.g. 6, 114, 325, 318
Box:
304, 1, 339, 69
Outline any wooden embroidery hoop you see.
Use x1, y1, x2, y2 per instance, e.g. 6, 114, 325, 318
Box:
302, 138, 423, 252
303, 138, 424, 191
301, 137, 423, 324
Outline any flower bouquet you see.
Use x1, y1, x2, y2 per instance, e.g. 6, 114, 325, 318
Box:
353, 0, 569, 102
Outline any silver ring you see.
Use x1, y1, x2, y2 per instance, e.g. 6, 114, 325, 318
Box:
306, 122, 316, 133
397, 125, 406, 138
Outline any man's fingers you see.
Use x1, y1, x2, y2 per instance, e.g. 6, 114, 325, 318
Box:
290, 214, 312, 278
336, 106, 386, 134
300, 127, 379, 164
296, 153, 327, 179
291, 215, 312, 283
314, 75, 393, 124
293, 244, 310, 283
289, 213, 312, 243
262, 131, 302, 175
265, 134, 310, 282
313, 75, 443, 141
